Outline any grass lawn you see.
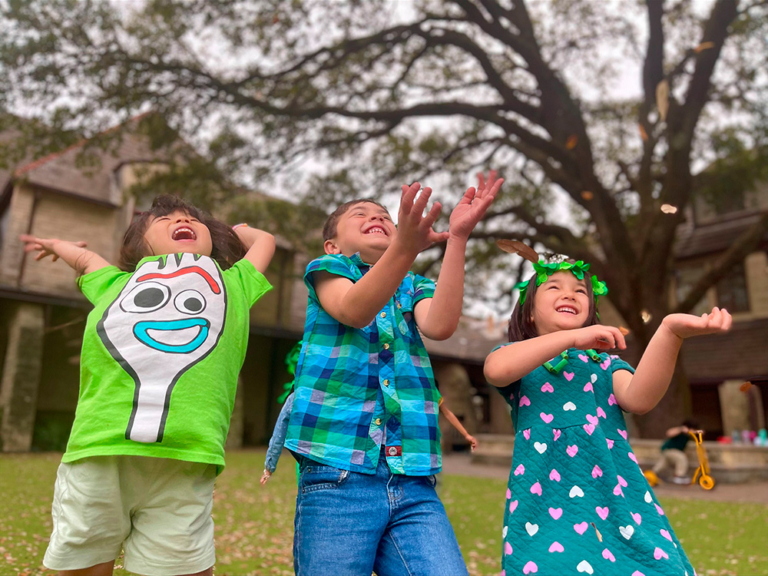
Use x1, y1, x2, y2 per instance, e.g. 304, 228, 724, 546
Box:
1, 450, 767, 576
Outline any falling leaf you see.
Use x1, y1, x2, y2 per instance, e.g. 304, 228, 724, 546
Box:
566, 135, 578, 150
694, 41, 715, 54
581, 191, 594, 201
272, 14, 280, 24
591, 522, 603, 542
638, 123, 649, 142
740, 381, 753, 393
619, 326, 630, 336
641, 310, 652, 323
660, 204, 678, 214
496, 240, 540, 263
656, 79, 670, 122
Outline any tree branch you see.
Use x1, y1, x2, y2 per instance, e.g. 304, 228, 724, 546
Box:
674, 213, 768, 314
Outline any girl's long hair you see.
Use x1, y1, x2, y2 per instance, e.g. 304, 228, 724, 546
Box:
118, 195, 247, 272
508, 265, 601, 342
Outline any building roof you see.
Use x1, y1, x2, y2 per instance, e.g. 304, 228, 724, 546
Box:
11, 113, 172, 207
675, 213, 767, 260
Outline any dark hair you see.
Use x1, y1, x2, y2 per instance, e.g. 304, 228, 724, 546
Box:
118, 195, 246, 272
508, 263, 600, 342
682, 419, 699, 429
322, 199, 390, 241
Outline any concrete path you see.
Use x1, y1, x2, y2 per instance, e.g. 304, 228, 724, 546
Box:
442, 453, 768, 505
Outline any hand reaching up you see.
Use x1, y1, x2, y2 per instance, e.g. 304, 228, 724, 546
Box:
662, 307, 732, 340
448, 170, 504, 240
20, 235, 87, 263
396, 182, 451, 254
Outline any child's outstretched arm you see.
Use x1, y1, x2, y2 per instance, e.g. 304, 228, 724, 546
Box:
415, 171, 503, 341
234, 226, 276, 273
439, 402, 478, 451
315, 183, 448, 329
484, 325, 627, 387
19, 235, 110, 275
613, 307, 731, 414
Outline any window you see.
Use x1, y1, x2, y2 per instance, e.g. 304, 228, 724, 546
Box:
675, 266, 711, 316
716, 262, 750, 313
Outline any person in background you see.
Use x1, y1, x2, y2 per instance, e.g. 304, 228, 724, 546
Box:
652, 419, 699, 484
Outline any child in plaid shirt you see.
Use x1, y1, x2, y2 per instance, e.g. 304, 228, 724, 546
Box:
285, 174, 503, 576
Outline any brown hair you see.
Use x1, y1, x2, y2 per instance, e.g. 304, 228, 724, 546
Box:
508, 264, 600, 342
322, 199, 390, 241
118, 195, 246, 272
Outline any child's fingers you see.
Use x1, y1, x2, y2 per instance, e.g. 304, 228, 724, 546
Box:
721, 309, 732, 331
421, 201, 442, 230
401, 182, 420, 214
459, 186, 477, 206
413, 187, 433, 217
477, 172, 485, 190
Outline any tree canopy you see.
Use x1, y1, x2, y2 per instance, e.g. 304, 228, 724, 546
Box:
2, 0, 768, 434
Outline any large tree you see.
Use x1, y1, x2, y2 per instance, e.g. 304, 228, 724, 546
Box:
2, 0, 768, 436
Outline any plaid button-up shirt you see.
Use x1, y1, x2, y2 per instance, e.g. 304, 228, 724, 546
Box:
285, 253, 442, 476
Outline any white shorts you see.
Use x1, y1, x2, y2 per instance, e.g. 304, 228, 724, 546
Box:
43, 455, 216, 575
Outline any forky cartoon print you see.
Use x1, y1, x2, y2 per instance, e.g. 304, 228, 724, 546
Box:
98, 253, 227, 443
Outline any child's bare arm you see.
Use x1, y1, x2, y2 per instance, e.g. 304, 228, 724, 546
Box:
234, 226, 276, 273
315, 184, 446, 329
484, 325, 627, 387
439, 403, 478, 451
613, 307, 731, 414
415, 173, 503, 341
20, 235, 110, 275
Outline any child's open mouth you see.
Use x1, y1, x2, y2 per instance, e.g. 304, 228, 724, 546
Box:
556, 305, 578, 315
172, 226, 197, 241
363, 226, 388, 236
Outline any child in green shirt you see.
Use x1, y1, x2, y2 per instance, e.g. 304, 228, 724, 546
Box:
21, 195, 274, 576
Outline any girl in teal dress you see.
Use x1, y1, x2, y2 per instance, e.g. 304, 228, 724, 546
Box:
484, 259, 731, 576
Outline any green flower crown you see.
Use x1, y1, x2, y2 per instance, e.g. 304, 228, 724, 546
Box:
515, 260, 608, 306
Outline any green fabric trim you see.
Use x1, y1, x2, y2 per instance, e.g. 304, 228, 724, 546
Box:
544, 351, 569, 374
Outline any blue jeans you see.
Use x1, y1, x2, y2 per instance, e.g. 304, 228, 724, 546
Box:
293, 454, 468, 576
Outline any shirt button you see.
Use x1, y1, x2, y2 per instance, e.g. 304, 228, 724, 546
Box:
388, 446, 398, 456
375, 418, 382, 426
380, 312, 387, 318
383, 379, 390, 387
397, 303, 402, 309
383, 343, 390, 350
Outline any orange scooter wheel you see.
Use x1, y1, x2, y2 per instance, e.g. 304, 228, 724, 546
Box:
644, 470, 660, 487
699, 475, 715, 490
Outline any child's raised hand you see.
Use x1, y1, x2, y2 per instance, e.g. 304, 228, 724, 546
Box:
19, 235, 87, 263
571, 324, 627, 351
661, 307, 732, 340
448, 170, 503, 240
397, 182, 451, 253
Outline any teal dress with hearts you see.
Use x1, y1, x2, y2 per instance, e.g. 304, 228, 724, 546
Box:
496, 346, 695, 576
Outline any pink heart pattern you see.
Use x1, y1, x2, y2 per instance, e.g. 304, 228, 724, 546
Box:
519, 395, 532, 407
553, 429, 561, 441
655, 503, 665, 516
591, 465, 603, 478
631, 512, 642, 525
549, 542, 564, 553
540, 412, 554, 424
608, 394, 617, 406
506, 488, 511, 499
602, 548, 616, 562
660, 529, 672, 542
606, 438, 614, 449
509, 500, 518, 513
523, 561, 538, 574
583, 382, 594, 392
613, 484, 624, 497
514, 464, 525, 476
617, 475, 628, 487
586, 414, 599, 426
523, 429, 531, 440
628, 452, 639, 464
504, 541, 513, 555
530, 482, 542, 496
549, 469, 561, 482
578, 354, 589, 362
549, 507, 563, 520
618, 429, 628, 439
583, 423, 595, 436
596, 506, 609, 520
596, 407, 607, 418
654, 547, 669, 560
567, 445, 579, 457
600, 358, 611, 370
541, 382, 554, 393
573, 522, 588, 535
563, 371, 575, 381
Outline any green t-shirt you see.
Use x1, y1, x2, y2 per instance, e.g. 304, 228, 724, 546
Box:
62, 253, 272, 470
